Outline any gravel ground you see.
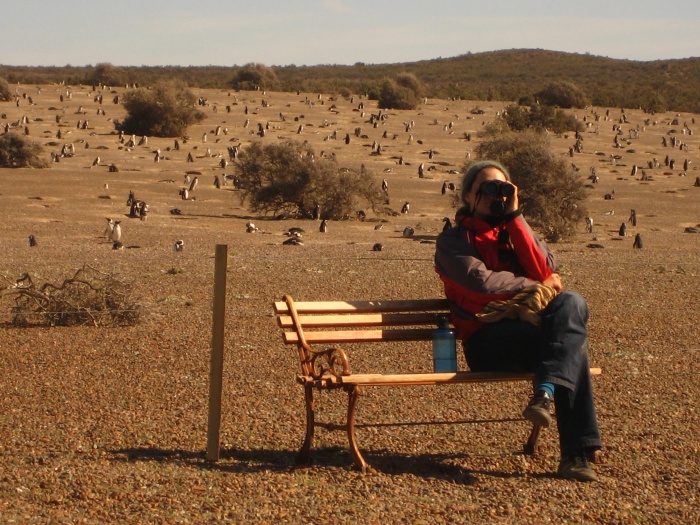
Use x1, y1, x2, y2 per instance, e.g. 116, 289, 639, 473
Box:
1, 86, 699, 524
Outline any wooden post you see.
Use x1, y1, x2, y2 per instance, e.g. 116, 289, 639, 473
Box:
206, 244, 228, 461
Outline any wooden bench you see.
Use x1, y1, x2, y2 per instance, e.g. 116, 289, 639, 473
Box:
274, 294, 601, 473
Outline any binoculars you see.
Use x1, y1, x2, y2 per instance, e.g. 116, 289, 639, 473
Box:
479, 180, 515, 198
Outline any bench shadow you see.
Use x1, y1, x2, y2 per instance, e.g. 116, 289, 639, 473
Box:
106, 445, 543, 483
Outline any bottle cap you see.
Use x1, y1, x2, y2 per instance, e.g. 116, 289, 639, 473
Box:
436, 314, 450, 329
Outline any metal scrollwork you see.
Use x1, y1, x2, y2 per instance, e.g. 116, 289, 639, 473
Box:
308, 346, 351, 380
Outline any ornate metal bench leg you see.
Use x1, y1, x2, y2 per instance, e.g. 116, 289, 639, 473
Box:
296, 383, 315, 465
523, 377, 540, 455
524, 423, 541, 455
346, 385, 369, 473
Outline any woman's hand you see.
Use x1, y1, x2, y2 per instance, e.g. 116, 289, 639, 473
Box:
543, 272, 563, 292
505, 182, 519, 214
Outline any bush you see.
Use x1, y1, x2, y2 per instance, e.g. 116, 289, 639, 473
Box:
231, 63, 280, 91
395, 72, 424, 97
535, 81, 590, 109
472, 130, 587, 241
0, 132, 48, 168
496, 103, 584, 134
88, 62, 129, 87
4, 265, 142, 327
233, 140, 379, 219
116, 80, 204, 137
0, 76, 10, 102
377, 79, 419, 110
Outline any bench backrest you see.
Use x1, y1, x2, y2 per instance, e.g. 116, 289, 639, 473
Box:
274, 295, 452, 377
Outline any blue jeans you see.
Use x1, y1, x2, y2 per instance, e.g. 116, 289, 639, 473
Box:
464, 291, 602, 459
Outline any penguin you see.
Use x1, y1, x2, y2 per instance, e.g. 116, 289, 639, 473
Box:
112, 241, 124, 250
442, 217, 452, 232
402, 226, 414, 238
139, 202, 148, 221
174, 240, 185, 252
632, 233, 643, 249
319, 219, 328, 233
441, 182, 447, 195
312, 204, 321, 220
372, 243, 383, 252
189, 176, 198, 192
104, 218, 114, 239
111, 221, 122, 242
285, 227, 305, 237
619, 222, 627, 237
27, 235, 38, 247
374, 224, 383, 230
283, 238, 304, 246
401, 202, 410, 214
381, 179, 389, 193
246, 222, 258, 233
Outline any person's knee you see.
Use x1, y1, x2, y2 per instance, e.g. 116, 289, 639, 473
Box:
556, 291, 588, 314
545, 291, 589, 325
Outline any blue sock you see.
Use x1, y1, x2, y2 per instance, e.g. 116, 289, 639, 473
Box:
537, 382, 555, 398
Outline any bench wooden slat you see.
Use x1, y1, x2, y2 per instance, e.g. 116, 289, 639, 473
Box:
274, 298, 450, 315
324, 371, 537, 386
277, 312, 446, 329
283, 328, 435, 344
303, 368, 602, 387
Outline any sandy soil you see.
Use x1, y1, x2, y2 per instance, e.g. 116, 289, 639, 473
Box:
1, 84, 699, 524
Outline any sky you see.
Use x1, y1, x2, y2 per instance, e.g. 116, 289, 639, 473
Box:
3, 0, 700, 67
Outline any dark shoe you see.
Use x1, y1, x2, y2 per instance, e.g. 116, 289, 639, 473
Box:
522, 391, 552, 428
558, 454, 598, 482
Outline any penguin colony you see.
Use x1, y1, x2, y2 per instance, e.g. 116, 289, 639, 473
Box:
10, 84, 699, 258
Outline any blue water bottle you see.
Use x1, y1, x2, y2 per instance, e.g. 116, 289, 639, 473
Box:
432, 315, 457, 372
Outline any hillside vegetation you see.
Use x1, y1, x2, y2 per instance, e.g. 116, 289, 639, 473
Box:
1, 49, 699, 113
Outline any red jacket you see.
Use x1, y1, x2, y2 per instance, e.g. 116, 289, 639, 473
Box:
435, 207, 557, 341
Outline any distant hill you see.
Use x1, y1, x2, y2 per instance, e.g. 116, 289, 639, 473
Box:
2, 49, 699, 113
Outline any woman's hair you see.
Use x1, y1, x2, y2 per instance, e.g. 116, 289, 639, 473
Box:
460, 160, 511, 204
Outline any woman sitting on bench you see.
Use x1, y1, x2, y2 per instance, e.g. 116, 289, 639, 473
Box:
435, 160, 603, 482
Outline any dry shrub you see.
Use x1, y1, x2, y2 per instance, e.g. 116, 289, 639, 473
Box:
4, 265, 142, 327
116, 80, 204, 137
88, 62, 129, 87
233, 140, 380, 219
535, 80, 590, 109
376, 78, 419, 110
472, 130, 587, 241
231, 63, 280, 91
0, 132, 48, 168
0, 76, 10, 101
